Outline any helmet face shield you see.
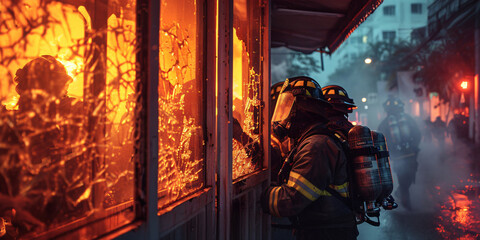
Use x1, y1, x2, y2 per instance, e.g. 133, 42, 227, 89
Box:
271, 91, 295, 123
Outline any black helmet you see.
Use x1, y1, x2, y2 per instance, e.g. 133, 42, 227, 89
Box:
271, 76, 331, 139
322, 85, 357, 114
383, 96, 404, 115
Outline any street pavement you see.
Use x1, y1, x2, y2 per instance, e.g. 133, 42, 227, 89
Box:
358, 137, 480, 240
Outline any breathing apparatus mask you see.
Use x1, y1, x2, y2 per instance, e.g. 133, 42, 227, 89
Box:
271, 77, 331, 140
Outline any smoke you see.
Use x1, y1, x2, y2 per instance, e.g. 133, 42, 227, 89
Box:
358, 119, 477, 239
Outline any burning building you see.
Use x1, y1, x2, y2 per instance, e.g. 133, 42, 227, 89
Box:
0, 0, 381, 239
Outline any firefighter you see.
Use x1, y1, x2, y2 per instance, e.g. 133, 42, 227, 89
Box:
3, 56, 85, 232
321, 85, 357, 139
270, 80, 296, 240
378, 96, 421, 210
432, 116, 447, 149
262, 76, 358, 240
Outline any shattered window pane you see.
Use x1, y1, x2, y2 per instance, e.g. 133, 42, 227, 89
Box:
232, 0, 263, 180
158, 0, 205, 210
0, 0, 136, 238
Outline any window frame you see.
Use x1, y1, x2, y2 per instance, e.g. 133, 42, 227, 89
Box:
230, 0, 270, 197
411, 3, 423, 14
382, 31, 396, 42
383, 5, 395, 16
154, 0, 216, 235
1, 1, 139, 238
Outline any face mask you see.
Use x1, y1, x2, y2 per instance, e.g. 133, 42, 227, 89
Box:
272, 120, 291, 141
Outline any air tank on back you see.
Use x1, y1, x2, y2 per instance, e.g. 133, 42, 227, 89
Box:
348, 126, 382, 213
371, 130, 394, 201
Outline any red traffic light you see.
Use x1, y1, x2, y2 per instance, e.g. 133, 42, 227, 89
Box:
460, 81, 468, 90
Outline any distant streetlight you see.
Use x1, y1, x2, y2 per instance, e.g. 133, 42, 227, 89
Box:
364, 58, 372, 64
361, 97, 367, 102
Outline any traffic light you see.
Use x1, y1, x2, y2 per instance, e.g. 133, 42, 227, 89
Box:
460, 81, 468, 90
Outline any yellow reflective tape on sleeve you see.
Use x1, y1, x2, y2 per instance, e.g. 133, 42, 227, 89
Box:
287, 178, 316, 201
269, 187, 281, 217
329, 182, 349, 198
290, 172, 322, 195
288, 172, 350, 199
288, 172, 332, 201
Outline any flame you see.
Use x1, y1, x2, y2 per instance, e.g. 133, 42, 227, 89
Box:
231, 23, 262, 180
57, 51, 85, 99
157, 0, 204, 210
3, 95, 19, 110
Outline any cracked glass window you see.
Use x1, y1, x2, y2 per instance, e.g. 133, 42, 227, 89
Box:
158, 0, 205, 210
0, 0, 137, 238
232, 0, 263, 180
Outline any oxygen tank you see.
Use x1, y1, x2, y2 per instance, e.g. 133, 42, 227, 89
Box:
348, 126, 382, 214
371, 131, 393, 201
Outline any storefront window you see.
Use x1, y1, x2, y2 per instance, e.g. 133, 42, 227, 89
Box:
232, 0, 263, 180
0, 0, 136, 238
158, 0, 205, 210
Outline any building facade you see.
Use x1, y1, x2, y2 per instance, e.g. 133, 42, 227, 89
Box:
333, 0, 432, 67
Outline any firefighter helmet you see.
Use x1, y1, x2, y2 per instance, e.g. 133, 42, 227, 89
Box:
270, 81, 285, 117
383, 96, 404, 115
271, 76, 331, 139
15, 55, 72, 98
322, 85, 357, 114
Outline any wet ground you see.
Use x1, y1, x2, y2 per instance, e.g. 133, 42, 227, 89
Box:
358, 137, 480, 240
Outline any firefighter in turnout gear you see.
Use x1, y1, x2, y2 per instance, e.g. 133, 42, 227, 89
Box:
321, 85, 357, 139
378, 96, 421, 210
322, 85, 396, 226
262, 77, 358, 240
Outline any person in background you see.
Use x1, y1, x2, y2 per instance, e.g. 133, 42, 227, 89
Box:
432, 116, 447, 149
0, 55, 84, 235
378, 96, 421, 210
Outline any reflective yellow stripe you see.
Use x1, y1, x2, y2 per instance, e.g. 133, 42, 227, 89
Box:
269, 187, 281, 217
288, 171, 350, 199
288, 172, 327, 201
290, 172, 322, 195
329, 182, 349, 197
287, 179, 316, 201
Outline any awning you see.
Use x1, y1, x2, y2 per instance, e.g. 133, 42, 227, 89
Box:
271, 0, 384, 54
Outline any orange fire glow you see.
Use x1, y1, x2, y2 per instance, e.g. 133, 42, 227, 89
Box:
0, 0, 137, 238
231, 26, 261, 180
157, 0, 205, 210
